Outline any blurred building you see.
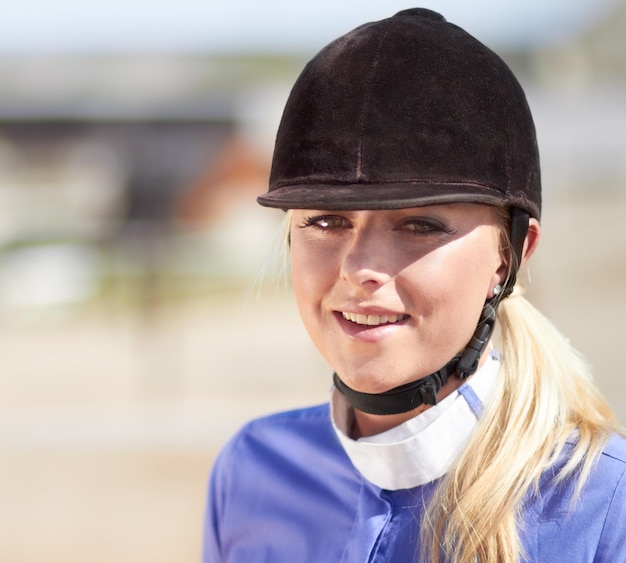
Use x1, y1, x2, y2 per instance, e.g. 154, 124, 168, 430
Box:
0, 56, 300, 307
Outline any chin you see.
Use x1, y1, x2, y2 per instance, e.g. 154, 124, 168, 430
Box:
337, 366, 412, 394
338, 355, 450, 394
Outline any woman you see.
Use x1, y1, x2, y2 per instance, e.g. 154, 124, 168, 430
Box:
205, 9, 626, 562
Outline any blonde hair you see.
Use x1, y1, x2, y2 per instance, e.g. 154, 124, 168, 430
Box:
421, 213, 623, 562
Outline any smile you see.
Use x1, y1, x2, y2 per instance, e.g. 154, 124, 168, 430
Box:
341, 312, 409, 326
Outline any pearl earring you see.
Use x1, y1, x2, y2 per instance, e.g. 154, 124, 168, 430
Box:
492, 284, 502, 296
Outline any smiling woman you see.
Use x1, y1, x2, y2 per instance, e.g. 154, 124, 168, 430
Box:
204, 8, 626, 563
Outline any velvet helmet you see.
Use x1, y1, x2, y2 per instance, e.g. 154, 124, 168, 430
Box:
257, 8, 542, 415
257, 8, 541, 221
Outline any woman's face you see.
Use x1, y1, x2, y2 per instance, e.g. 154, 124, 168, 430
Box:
290, 204, 506, 394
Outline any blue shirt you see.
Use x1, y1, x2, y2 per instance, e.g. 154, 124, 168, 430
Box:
204, 403, 626, 562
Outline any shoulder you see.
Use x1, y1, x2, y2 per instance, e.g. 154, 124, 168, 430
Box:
562, 432, 626, 500
591, 433, 626, 561
582, 433, 626, 500
527, 432, 626, 561
599, 432, 626, 464
534, 434, 626, 526
584, 432, 626, 505
595, 435, 626, 508
531, 433, 625, 510
238, 402, 332, 433
211, 403, 343, 483
226, 402, 334, 454
205, 403, 364, 562
207, 404, 357, 533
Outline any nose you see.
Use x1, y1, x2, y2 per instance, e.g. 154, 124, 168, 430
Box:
340, 228, 393, 289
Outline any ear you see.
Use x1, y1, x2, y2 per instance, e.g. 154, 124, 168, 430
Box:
491, 217, 540, 297
519, 218, 541, 268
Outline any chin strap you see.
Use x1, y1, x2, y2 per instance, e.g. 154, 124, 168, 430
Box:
333, 208, 530, 416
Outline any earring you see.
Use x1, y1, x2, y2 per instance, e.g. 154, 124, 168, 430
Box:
492, 284, 502, 296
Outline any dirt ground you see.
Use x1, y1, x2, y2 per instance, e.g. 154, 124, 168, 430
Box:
1, 194, 625, 562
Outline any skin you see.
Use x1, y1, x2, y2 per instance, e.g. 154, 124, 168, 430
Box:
290, 203, 540, 437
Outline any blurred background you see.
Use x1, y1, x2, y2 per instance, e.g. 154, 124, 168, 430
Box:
0, 0, 625, 561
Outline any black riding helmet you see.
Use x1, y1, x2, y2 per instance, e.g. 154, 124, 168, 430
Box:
257, 8, 541, 415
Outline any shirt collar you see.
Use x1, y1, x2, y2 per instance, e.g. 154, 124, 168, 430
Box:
331, 350, 501, 490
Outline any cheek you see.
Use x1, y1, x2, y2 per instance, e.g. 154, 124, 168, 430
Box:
290, 246, 311, 314
453, 225, 503, 288
401, 231, 501, 321
289, 238, 335, 317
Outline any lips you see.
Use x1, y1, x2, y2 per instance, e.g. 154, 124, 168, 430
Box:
340, 312, 409, 326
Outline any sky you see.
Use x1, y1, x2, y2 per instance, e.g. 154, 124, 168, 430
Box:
0, 0, 621, 56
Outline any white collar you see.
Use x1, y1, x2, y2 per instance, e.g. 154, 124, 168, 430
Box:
331, 351, 501, 490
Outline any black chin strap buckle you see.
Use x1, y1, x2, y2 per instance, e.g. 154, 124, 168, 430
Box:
418, 379, 439, 406
455, 303, 496, 379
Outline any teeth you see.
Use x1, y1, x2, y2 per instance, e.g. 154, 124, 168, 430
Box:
341, 312, 407, 326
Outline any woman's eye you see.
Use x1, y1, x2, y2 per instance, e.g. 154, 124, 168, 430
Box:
401, 218, 449, 234
300, 215, 350, 230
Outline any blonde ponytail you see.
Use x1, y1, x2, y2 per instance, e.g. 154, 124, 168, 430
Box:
422, 288, 622, 562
